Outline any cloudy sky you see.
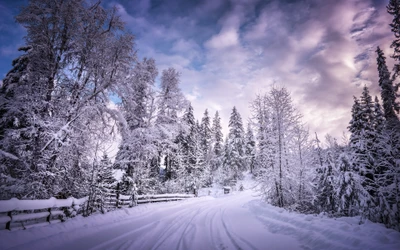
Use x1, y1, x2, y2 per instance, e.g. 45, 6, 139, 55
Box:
0, 0, 395, 143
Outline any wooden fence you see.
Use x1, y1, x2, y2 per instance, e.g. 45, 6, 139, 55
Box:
0, 193, 194, 231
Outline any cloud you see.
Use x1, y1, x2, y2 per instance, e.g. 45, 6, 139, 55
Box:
115, 0, 393, 142
0, 0, 392, 143
205, 28, 239, 50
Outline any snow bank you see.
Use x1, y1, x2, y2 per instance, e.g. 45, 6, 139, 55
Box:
247, 200, 400, 250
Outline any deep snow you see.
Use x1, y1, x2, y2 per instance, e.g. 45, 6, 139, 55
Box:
1, 180, 399, 250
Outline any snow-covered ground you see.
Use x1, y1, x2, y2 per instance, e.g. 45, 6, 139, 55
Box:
1, 179, 399, 250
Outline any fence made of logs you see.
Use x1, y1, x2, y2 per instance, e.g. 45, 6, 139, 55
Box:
0, 193, 195, 231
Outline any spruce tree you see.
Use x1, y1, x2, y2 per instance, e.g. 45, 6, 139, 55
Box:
245, 123, 256, 173
376, 47, 400, 130
348, 96, 363, 172
182, 104, 197, 176
200, 109, 212, 185
315, 151, 337, 214
95, 154, 117, 213
388, 0, 400, 77
358, 86, 377, 197
223, 107, 246, 184
200, 109, 212, 161
335, 153, 365, 217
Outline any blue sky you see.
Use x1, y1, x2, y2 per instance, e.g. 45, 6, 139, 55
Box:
0, 0, 394, 142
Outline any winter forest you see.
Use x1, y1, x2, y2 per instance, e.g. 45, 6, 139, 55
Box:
0, 0, 399, 233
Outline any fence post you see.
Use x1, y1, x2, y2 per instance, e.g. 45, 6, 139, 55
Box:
5, 211, 11, 230
116, 183, 120, 208
46, 208, 51, 223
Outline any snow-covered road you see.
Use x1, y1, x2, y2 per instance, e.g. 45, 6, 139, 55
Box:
1, 190, 399, 250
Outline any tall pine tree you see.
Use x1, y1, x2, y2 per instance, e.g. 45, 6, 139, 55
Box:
223, 107, 246, 184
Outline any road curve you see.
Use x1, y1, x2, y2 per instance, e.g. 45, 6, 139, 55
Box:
6, 191, 299, 250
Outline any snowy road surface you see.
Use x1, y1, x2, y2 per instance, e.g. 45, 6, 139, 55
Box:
1, 190, 400, 250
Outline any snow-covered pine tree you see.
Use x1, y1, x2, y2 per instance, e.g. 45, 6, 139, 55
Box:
315, 151, 338, 214
97, 154, 117, 212
223, 106, 246, 185
375, 46, 400, 131
200, 110, 212, 155
335, 153, 365, 217
182, 104, 197, 174
87, 153, 118, 214
348, 96, 363, 172
200, 109, 213, 185
388, 0, 400, 78
185, 120, 207, 192
245, 123, 256, 174
375, 45, 400, 230
251, 94, 279, 204
210, 111, 223, 173
365, 96, 394, 224
357, 87, 377, 199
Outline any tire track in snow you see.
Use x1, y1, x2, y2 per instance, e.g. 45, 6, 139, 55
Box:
208, 207, 222, 249
220, 208, 257, 250
147, 198, 218, 250
89, 207, 193, 250
88, 219, 161, 250
150, 209, 200, 250
175, 208, 201, 250
48, 199, 213, 250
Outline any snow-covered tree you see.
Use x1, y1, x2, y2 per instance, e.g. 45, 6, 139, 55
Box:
0, 0, 135, 199
268, 87, 301, 207
335, 153, 363, 216
200, 110, 212, 154
222, 106, 246, 184
315, 151, 337, 214
113, 57, 160, 195
86, 153, 118, 214
251, 87, 306, 208
156, 68, 186, 125
244, 123, 256, 174
155, 68, 187, 186
210, 111, 223, 173
122, 58, 158, 130
251, 94, 278, 201
375, 47, 400, 131
292, 123, 314, 210
388, 0, 400, 77
199, 109, 212, 185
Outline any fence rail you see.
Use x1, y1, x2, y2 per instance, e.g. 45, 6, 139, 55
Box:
0, 193, 194, 231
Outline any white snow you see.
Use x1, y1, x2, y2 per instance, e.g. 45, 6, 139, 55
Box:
0, 197, 87, 213
138, 193, 195, 199
118, 194, 131, 200
0, 182, 399, 250
0, 150, 19, 160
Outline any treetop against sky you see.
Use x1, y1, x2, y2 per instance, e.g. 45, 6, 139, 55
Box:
0, 0, 394, 141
